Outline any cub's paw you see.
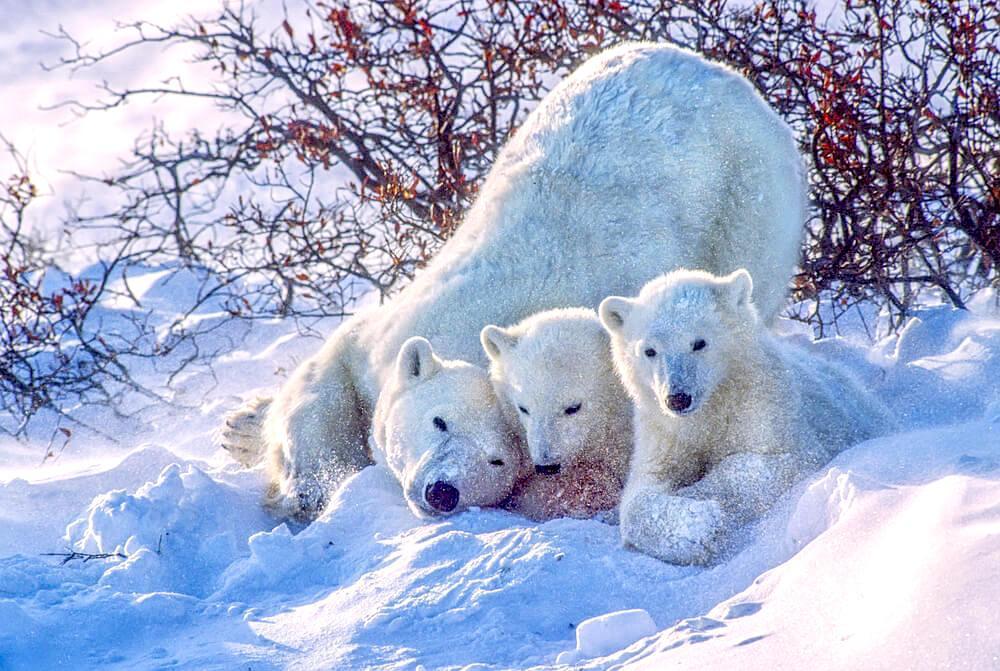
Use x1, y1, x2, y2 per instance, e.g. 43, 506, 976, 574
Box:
221, 396, 273, 467
620, 489, 723, 565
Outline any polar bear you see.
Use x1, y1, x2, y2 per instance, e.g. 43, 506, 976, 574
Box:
224, 339, 527, 518
371, 337, 526, 517
599, 268, 893, 565
480, 309, 631, 520
223, 42, 806, 518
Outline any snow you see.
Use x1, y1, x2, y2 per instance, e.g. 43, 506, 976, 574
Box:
591, 460, 1000, 671
557, 609, 658, 665
1, 281, 998, 670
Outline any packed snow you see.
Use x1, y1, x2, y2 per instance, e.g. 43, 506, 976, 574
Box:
1, 266, 998, 670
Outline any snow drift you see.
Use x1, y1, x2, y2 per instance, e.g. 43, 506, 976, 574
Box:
1, 279, 998, 670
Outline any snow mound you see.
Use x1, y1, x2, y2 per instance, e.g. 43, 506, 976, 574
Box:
784, 467, 884, 549
66, 462, 272, 596
0, 445, 186, 557
602, 468, 1000, 671
883, 306, 1000, 426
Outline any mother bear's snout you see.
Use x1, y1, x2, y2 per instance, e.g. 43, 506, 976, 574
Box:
424, 481, 460, 513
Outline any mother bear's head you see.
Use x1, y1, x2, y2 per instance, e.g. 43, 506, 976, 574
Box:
372, 337, 525, 517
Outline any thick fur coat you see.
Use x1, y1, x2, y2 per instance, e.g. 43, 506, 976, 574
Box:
600, 269, 893, 564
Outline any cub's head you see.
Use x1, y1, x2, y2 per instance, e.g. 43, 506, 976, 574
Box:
599, 269, 758, 418
481, 308, 626, 475
373, 337, 523, 518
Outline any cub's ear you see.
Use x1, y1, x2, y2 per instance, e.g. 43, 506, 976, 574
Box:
723, 268, 754, 309
396, 336, 442, 386
480, 325, 518, 361
599, 296, 634, 334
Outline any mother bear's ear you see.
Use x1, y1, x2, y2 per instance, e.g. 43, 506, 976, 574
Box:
480, 324, 518, 361
598, 296, 635, 334
396, 336, 443, 386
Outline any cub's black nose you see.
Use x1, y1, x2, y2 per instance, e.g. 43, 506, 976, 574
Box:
535, 463, 561, 476
424, 481, 460, 513
667, 392, 693, 412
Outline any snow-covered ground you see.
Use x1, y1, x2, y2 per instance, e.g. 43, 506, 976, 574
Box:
1, 268, 998, 670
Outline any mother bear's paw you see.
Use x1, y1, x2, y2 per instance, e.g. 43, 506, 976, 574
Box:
266, 471, 328, 521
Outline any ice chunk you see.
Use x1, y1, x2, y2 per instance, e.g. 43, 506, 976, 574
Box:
556, 608, 657, 664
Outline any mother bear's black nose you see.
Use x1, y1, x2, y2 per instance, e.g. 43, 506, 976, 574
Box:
667, 392, 692, 412
425, 481, 460, 513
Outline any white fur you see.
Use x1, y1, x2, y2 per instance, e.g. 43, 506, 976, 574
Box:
600, 269, 893, 565
370, 337, 524, 518
226, 42, 807, 517
481, 308, 631, 520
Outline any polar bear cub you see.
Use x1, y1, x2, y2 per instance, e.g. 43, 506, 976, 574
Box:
599, 269, 892, 565
481, 309, 631, 520
372, 337, 525, 518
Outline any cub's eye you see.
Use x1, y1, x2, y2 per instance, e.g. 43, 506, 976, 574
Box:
692, 339, 707, 352
489, 459, 505, 467
433, 416, 448, 432
644, 348, 657, 358
564, 403, 582, 415
518, 405, 529, 415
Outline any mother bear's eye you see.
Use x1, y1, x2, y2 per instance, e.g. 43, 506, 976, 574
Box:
564, 403, 582, 415
518, 405, 530, 415
644, 347, 657, 358
433, 416, 448, 432
692, 338, 707, 352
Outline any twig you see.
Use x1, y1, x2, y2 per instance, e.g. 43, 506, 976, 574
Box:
42, 548, 128, 565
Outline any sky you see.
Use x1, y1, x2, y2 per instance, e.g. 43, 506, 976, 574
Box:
1, 0, 231, 237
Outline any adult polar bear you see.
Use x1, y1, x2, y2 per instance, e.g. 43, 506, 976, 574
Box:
240, 42, 806, 518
